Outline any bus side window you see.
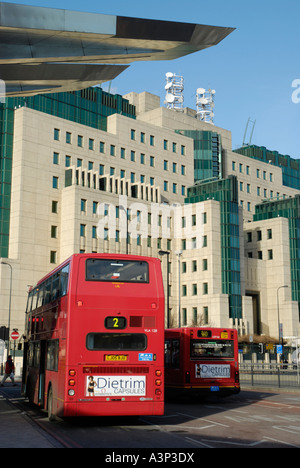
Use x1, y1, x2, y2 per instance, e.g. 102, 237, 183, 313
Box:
59, 264, 69, 297
165, 339, 180, 369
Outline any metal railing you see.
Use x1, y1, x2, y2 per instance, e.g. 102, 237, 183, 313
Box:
239, 363, 300, 389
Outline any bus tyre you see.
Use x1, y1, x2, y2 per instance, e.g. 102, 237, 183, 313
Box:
47, 387, 55, 421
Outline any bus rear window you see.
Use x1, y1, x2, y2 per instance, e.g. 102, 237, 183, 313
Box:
86, 333, 147, 351
86, 259, 149, 283
191, 340, 234, 359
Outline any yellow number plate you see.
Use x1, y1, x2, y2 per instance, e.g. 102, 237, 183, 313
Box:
105, 355, 128, 361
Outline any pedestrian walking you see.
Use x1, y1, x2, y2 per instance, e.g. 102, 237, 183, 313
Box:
1, 355, 16, 386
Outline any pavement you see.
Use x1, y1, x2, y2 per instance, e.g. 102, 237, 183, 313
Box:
0, 380, 62, 448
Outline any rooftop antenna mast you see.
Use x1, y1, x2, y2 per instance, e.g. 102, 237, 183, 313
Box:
196, 88, 215, 124
243, 117, 256, 146
164, 72, 184, 112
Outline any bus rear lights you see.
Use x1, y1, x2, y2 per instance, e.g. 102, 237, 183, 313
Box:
155, 379, 162, 386
69, 370, 76, 376
151, 303, 157, 309
68, 389, 75, 396
77, 300, 83, 307
68, 379, 76, 386
155, 370, 162, 377
155, 389, 162, 396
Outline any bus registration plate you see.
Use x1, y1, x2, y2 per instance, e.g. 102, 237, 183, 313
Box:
210, 386, 220, 392
105, 355, 128, 361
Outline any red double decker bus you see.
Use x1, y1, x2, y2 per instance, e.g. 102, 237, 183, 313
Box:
22, 254, 164, 420
165, 327, 240, 397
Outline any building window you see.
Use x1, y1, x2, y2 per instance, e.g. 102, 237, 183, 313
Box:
92, 226, 97, 239
203, 235, 207, 247
267, 228, 272, 239
182, 285, 187, 296
140, 153, 145, 164
50, 251, 57, 264
150, 156, 155, 167
52, 201, 58, 213
140, 132, 145, 143
257, 230, 262, 241
54, 128, 60, 141
164, 160, 168, 171
181, 145, 185, 155
77, 135, 83, 147
100, 141, 105, 153
52, 176, 58, 189
192, 260, 197, 272
51, 226, 57, 238
172, 142, 177, 153
164, 181, 168, 191
131, 129, 136, 140
268, 249, 273, 260
110, 145, 115, 156
173, 162, 177, 173
81, 199, 86, 212
258, 251, 263, 259
93, 201, 98, 214
80, 224, 86, 237
66, 132, 72, 144
77, 158, 82, 168
203, 283, 208, 294
247, 232, 252, 242
163, 139, 168, 150
131, 150, 135, 162
192, 284, 197, 295
232, 161, 236, 171
99, 164, 104, 175
65, 155, 71, 167
150, 135, 155, 146
202, 259, 208, 270
89, 138, 94, 150
120, 147, 126, 159
53, 152, 59, 165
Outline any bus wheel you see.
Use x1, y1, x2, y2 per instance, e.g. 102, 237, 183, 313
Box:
47, 387, 55, 421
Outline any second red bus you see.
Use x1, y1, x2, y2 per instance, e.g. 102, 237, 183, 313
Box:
165, 327, 240, 397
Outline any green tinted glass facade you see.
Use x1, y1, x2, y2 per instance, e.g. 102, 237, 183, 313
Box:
234, 145, 300, 190
185, 176, 242, 320
0, 87, 136, 257
176, 130, 222, 182
254, 195, 300, 318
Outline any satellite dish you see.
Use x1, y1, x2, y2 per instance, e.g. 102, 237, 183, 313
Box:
199, 97, 208, 105
197, 88, 205, 94
165, 93, 175, 103
166, 72, 174, 78
165, 82, 172, 90
211, 89, 216, 94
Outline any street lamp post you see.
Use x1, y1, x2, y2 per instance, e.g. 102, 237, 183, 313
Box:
277, 285, 288, 348
1, 261, 12, 355
175, 251, 182, 328
158, 250, 170, 328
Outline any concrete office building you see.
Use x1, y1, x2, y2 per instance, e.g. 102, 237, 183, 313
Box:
1, 87, 300, 353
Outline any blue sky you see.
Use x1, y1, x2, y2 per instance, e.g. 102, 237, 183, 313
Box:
3, 0, 300, 158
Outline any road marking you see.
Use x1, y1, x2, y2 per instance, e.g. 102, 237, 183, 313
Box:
177, 412, 230, 428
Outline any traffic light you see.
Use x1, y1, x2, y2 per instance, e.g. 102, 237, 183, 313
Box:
0, 326, 9, 341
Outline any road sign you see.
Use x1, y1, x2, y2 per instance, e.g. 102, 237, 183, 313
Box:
11, 331, 19, 340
